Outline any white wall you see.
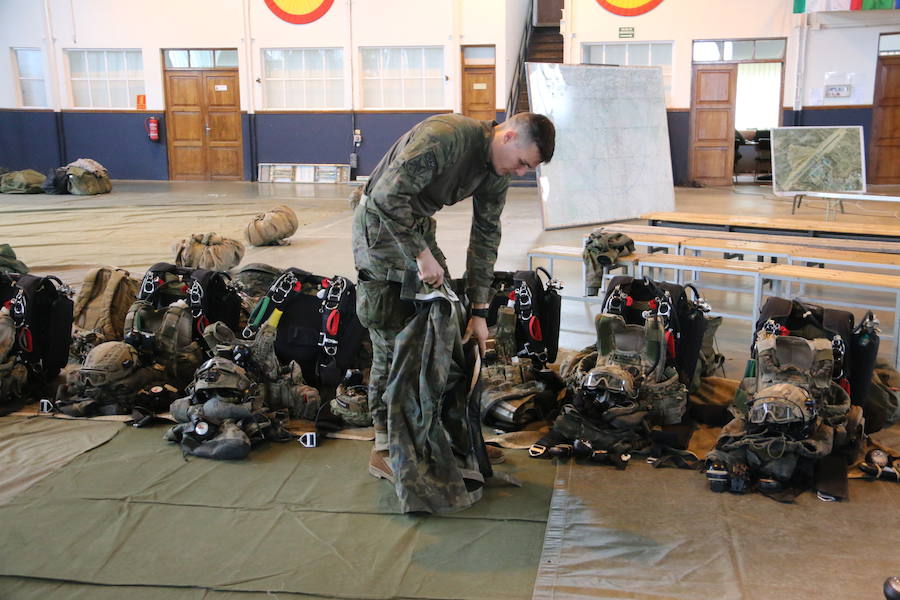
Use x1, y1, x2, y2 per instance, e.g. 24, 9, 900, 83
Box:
566, 0, 794, 108
803, 21, 900, 106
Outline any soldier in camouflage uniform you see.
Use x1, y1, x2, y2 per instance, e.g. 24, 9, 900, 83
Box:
352, 112, 555, 513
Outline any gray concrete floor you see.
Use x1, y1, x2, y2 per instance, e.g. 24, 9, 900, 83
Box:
5, 179, 900, 373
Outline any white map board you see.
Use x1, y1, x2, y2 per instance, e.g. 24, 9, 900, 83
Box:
526, 63, 674, 230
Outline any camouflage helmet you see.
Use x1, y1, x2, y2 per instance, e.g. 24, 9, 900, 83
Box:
329, 384, 371, 427
747, 383, 816, 438
79, 341, 140, 387
193, 357, 252, 396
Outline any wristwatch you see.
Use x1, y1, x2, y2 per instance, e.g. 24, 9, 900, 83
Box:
471, 307, 489, 319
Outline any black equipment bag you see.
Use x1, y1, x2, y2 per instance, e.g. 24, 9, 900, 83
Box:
488, 267, 561, 368
10, 274, 73, 377
243, 268, 367, 387
138, 262, 241, 338
601, 275, 708, 386
41, 167, 69, 195
755, 297, 879, 409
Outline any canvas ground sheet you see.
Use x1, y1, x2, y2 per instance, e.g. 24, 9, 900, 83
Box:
0, 423, 554, 600
532, 423, 900, 600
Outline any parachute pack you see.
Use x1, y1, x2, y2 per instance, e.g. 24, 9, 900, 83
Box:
602, 276, 723, 389
242, 268, 368, 390
487, 268, 562, 369
70, 267, 142, 360
9, 274, 74, 380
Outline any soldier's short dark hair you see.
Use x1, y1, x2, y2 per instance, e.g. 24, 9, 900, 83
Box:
510, 112, 555, 164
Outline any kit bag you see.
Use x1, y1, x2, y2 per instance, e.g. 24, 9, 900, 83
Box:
0, 169, 46, 194
66, 166, 111, 195
601, 275, 712, 387
755, 297, 879, 410
174, 232, 245, 271
487, 267, 562, 368
244, 205, 299, 246
243, 268, 368, 388
10, 274, 73, 377
232, 263, 283, 303
72, 267, 141, 343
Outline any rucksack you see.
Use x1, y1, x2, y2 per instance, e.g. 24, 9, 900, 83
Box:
601, 276, 712, 387
487, 268, 562, 368
0, 169, 46, 194
9, 274, 74, 378
242, 268, 368, 388
232, 263, 283, 304
70, 267, 142, 359
66, 166, 111, 195
244, 205, 298, 246
754, 297, 879, 410
173, 233, 244, 271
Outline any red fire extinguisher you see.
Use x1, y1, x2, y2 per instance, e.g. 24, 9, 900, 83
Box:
144, 116, 159, 141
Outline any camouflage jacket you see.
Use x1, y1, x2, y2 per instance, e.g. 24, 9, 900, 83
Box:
365, 114, 510, 304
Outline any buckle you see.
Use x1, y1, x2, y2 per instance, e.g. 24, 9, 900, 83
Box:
318, 331, 338, 356
322, 276, 347, 311
298, 432, 318, 448
270, 271, 298, 304
39, 399, 55, 413
139, 272, 157, 298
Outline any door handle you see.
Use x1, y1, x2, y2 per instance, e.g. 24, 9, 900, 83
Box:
204, 122, 211, 135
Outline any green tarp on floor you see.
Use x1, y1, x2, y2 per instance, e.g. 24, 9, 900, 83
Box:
0, 424, 555, 600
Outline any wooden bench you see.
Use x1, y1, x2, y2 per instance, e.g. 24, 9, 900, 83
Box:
641, 211, 900, 242
602, 222, 900, 254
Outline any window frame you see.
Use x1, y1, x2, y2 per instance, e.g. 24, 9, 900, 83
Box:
260, 47, 345, 110
12, 47, 48, 108
580, 40, 674, 105
359, 45, 446, 110
691, 37, 787, 64
66, 48, 145, 109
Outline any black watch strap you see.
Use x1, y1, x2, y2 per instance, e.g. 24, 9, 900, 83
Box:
471, 307, 489, 319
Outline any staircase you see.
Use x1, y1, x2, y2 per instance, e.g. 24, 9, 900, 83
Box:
515, 26, 564, 114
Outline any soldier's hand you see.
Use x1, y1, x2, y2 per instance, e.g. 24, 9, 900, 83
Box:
416, 248, 444, 287
462, 315, 489, 356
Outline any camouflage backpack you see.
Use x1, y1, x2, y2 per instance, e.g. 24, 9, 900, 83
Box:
70, 267, 141, 360
0, 313, 27, 405
66, 166, 111, 195
244, 205, 298, 246
173, 233, 245, 271
582, 230, 635, 296
0, 169, 46, 194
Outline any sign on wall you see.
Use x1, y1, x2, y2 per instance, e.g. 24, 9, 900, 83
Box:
596, 0, 664, 16
265, 0, 334, 24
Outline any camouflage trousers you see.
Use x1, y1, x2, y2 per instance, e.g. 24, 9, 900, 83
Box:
353, 200, 480, 513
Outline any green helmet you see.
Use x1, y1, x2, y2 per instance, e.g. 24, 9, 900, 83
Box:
79, 341, 139, 388
747, 383, 816, 439
329, 384, 371, 427
193, 357, 252, 399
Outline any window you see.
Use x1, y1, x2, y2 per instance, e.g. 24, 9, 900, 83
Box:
582, 42, 673, 104
67, 49, 144, 108
692, 39, 786, 62
360, 47, 444, 109
262, 48, 344, 109
879, 33, 900, 56
13, 48, 47, 107
163, 49, 238, 68
735, 62, 782, 131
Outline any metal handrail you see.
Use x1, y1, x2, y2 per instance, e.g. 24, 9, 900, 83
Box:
506, 2, 534, 117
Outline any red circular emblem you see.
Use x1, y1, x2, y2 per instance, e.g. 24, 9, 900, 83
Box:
265, 0, 334, 24
596, 0, 664, 17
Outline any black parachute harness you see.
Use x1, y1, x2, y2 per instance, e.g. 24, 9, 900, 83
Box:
513, 278, 547, 366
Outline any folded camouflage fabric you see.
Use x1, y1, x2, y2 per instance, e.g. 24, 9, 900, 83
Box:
582, 230, 634, 296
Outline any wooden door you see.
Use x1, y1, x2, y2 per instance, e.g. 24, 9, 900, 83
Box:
164, 69, 243, 180
689, 64, 737, 187
535, 0, 563, 26
461, 65, 496, 121
870, 55, 900, 184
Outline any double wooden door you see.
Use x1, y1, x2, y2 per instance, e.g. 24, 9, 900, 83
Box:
164, 69, 243, 180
